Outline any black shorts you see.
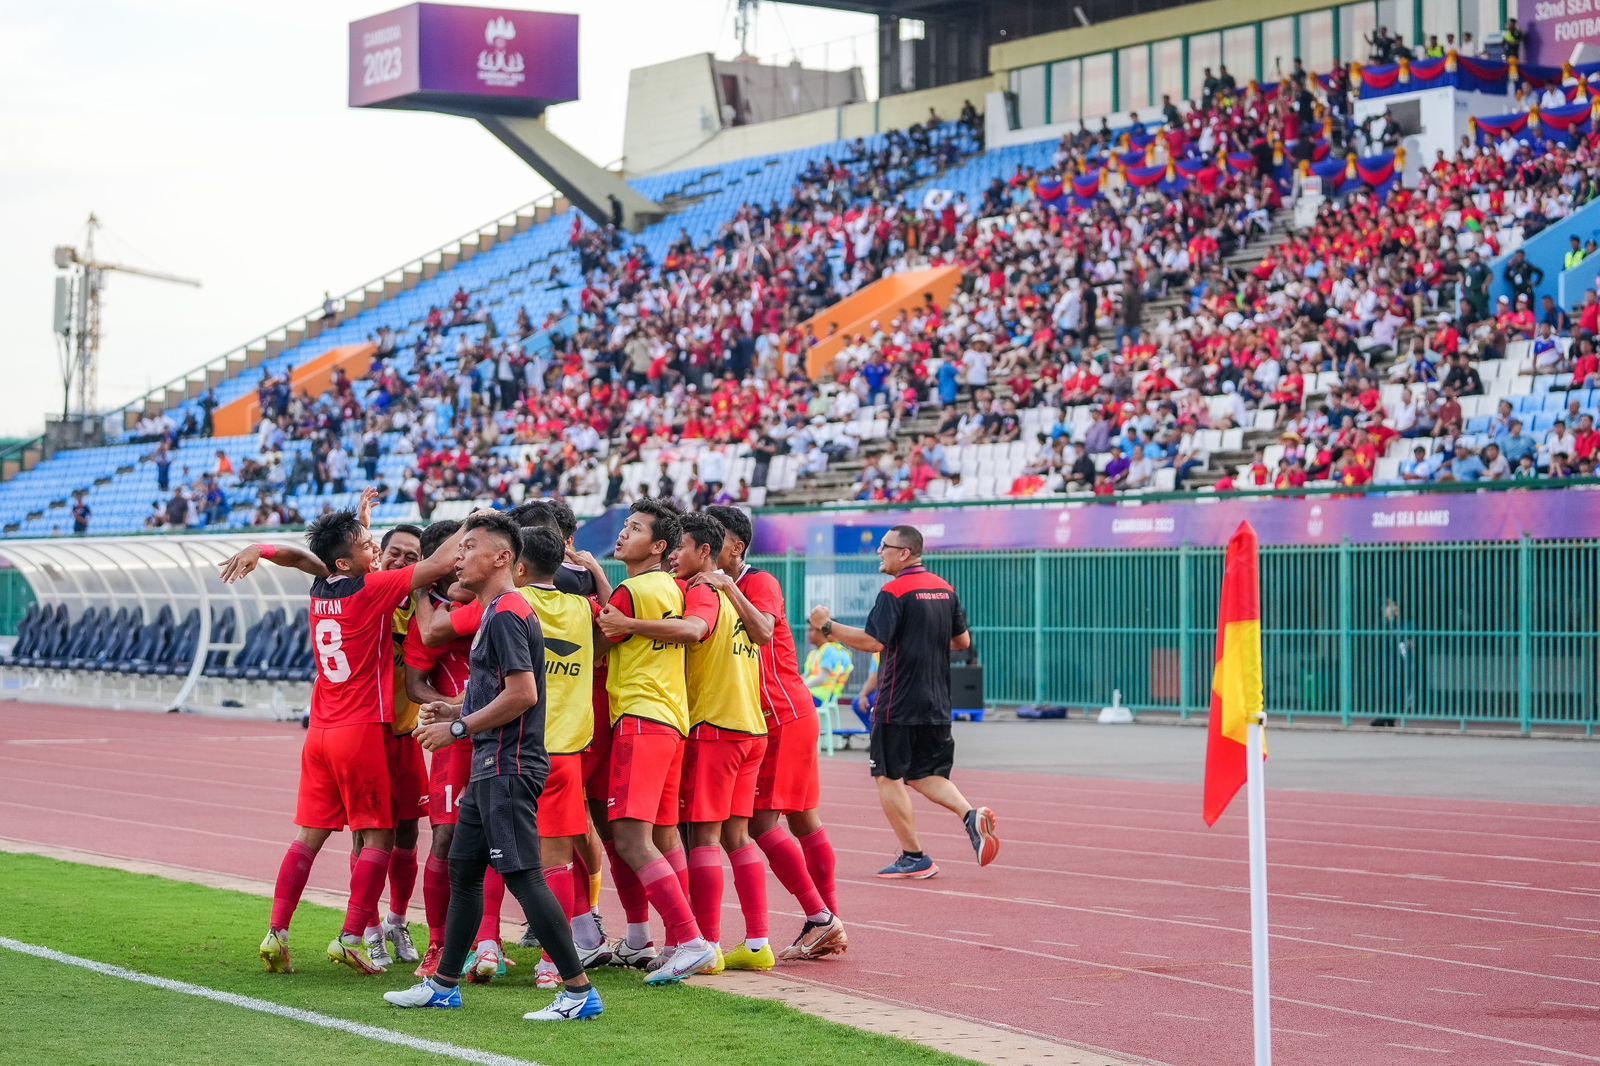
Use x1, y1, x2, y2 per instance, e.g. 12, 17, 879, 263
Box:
869, 722, 955, 781
450, 774, 546, 874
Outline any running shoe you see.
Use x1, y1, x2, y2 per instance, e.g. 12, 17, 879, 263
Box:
328, 932, 388, 975
876, 853, 939, 879
414, 942, 443, 979
259, 928, 293, 974
384, 978, 462, 1009
644, 942, 716, 986
964, 806, 1000, 867
534, 957, 561, 990
364, 927, 393, 969
384, 919, 420, 964
723, 943, 776, 971
523, 986, 604, 1021
778, 915, 848, 960
644, 945, 677, 973
608, 939, 657, 969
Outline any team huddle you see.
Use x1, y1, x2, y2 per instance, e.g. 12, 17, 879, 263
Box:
222, 492, 852, 1021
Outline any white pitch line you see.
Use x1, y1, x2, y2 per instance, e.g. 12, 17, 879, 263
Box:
1470, 908, 1518, 915
1276, 1028, 1331, 1039
1388, 1043, 1453, 1054
1153, 1012, 1210, 1023
1543, 1002, 1600, 1012
950, 983, 1001, 993
1121, 951, 1174, 960
1353, 933, 1405, 942
1173, 915, 1219, 922
860, 970, 906, 979
1319, 975, 1372, 984
1429, 988, 1484, 997
1383, 900, 1429, 907
1048, 997, 1103, 1008
1555, 955, 1600, 962
1451, 945, 1504, 952
5, 737, 113, 745
1033, 940, 1079, 948
0, 936, 543, 1066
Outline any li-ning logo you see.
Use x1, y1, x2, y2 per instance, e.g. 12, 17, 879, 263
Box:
478, 16, 526, 88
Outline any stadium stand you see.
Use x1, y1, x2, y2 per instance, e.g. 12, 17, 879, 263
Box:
7, 53, 1600, 536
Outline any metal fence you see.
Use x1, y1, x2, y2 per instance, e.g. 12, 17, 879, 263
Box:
612, 539, 1600, 734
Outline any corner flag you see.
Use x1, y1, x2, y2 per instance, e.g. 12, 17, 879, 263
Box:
1203, 522, 1263, 826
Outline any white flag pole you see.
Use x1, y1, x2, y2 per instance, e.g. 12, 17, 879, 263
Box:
1246, 715, 1273, 1066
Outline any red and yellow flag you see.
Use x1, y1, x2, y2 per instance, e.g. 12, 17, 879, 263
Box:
1204, 522, 1264, 826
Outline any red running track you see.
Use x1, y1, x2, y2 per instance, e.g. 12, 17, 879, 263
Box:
2, 703, 1597, 1066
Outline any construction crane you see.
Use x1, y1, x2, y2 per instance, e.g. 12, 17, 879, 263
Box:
52, 213, 201, 421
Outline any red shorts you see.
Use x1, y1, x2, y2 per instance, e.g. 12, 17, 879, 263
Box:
754, 711, 821, 814
427, 740, 474, 826
296, 723, 392, 831
582, 691, 612, 799
538, 754, 588, 838
681, 726, 768, 824
386, 731, 429, 823
608, 716, 684, 826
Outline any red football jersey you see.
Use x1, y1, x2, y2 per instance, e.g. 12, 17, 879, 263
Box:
735, 566, 817, 726
308, 565, 415, 727
403, 611, 473, 699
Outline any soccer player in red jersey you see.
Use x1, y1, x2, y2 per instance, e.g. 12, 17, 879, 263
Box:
354, 521, 425, 969
595, 500, 716, 984
222, 504, 463, 975
400, 520, 474, 978
703, 505, 847, 960
673, 514, 772, 973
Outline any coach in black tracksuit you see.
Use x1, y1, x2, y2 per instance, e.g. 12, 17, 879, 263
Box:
809, 525, 1001, 880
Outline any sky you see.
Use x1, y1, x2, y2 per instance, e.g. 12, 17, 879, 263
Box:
0, 0, 874, 438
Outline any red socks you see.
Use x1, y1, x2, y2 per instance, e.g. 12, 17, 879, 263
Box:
798, 827, 840, 917
688, 846, 724, 946
664, 845, 691, 905
546, 862, 582, 923
477, 867, 506, 944
729, 843, 769, 940
342, 847, 391, 937
270, 841, 315, 931
423, 855, 451, 945
638, 856, 700, 945
388, 846, 418, 921
604, 840, 651, 925
757, 827, 826, 918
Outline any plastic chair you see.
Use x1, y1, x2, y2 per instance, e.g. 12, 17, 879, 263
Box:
816, 693, 838, 756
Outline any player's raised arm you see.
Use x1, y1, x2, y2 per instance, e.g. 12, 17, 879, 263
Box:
409, 520, 469, 591
566, 546, 612, 605
219, 543, 328, 583
692, 568, 774, 645
356, 486, 379, 529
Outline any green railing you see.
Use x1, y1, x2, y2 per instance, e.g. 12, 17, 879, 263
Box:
609, 540, 1600, 735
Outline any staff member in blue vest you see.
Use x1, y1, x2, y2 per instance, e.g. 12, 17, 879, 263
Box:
809, 524, 1000, 880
